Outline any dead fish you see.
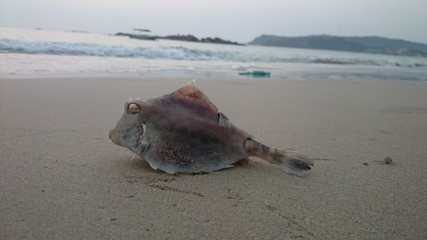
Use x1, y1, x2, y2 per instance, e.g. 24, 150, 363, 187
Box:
109, 81, 313, 176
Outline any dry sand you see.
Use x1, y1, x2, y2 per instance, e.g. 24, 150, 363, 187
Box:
1, 77, 427, 239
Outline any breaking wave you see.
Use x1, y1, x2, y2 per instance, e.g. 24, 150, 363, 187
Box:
0, 38, 218, 60
0, 38, 425, 68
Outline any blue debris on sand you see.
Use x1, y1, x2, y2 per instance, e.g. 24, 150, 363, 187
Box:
238, 70, 271, 77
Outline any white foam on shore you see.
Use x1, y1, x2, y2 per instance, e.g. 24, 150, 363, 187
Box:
1, 36, 425, 67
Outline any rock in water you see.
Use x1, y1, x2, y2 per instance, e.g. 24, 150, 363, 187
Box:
109, 81, 313, 176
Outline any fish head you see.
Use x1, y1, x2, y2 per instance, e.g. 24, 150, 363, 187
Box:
109, 99, 148, 153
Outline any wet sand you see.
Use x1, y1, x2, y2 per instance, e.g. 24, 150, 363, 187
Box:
1, 77, 427, 239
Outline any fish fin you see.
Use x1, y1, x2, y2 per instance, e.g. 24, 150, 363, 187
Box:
244, 138, 313, 177
218, 112, 232, 129
170, 83, 218, 112
273, 150, 313, 177
149, 82, 219, 115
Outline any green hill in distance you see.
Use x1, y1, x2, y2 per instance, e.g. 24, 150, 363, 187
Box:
249, 35, 427, 57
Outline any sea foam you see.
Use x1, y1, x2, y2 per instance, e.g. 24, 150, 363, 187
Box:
1, 38, 423, 68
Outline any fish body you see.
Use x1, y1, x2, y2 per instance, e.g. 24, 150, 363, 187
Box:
109, 82, 312, 175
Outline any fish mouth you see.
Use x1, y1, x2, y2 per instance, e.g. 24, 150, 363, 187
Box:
109, 123, 146, 150
109, 129, 123, 146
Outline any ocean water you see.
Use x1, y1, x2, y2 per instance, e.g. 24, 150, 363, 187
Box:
1, 27, 427, 80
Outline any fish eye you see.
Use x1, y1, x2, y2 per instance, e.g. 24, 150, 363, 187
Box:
127, 103, 141, 114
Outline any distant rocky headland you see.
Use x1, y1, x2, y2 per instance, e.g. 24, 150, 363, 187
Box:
249, 35, 427, 57
115, 32, 157, 40
161, 34, 244, 45
115, 32, 244, 46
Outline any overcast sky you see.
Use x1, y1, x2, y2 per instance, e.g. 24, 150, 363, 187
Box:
1, 0, 427, 43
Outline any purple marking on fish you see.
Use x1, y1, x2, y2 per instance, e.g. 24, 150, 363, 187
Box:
109, 81, 313, 175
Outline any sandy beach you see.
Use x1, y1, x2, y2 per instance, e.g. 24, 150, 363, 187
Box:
1, 77, 426, 239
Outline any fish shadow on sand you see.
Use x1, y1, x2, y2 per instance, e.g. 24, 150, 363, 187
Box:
122, 156, 158, 173
120, 157, 208, 197
123, 156, 252, 175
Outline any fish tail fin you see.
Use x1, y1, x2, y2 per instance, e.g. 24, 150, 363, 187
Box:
244, 138, 313, 177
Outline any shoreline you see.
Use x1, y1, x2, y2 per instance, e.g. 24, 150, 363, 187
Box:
1, 77, 426, 239
2, 74, 427, 82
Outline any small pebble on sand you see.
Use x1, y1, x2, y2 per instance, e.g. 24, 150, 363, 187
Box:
384, 156, 393, 164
